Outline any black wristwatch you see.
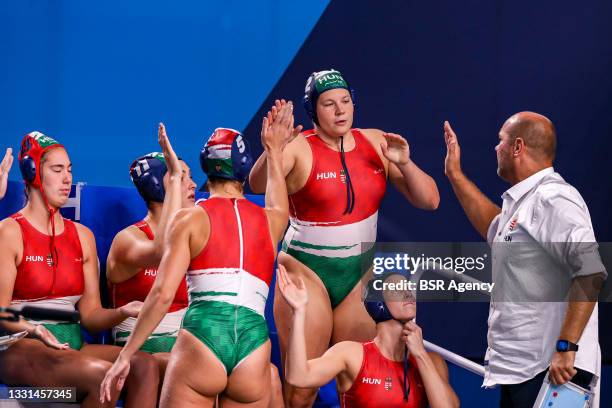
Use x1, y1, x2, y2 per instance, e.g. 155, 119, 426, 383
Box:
556, 339, 579, 352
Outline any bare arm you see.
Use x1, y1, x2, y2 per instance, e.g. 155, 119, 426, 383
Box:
249, 99, 301, 194
403, 321, 459, 408
277, 264, 354, 387
77, 225, 138, 333
0, 219, 69, 349
444, 121, 500, 239
106, 123, 183, 279
0, 147, 13, 200
100, 208, 202, 402
388, 159, 440, 210
0, 218, 33, 334
261, 102, 298, 242
364, 129, 439, 210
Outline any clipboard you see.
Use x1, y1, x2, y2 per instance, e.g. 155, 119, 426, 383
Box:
533, 374, 595, 408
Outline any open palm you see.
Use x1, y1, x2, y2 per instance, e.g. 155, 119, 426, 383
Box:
277, 264, 308, 310
381, 133, 410, 165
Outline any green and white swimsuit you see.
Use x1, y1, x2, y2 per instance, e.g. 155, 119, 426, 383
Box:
283, 129, 387, 308
182, 197, 275, 374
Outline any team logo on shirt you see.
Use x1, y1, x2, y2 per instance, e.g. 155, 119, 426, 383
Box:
316, 171, 337, 181
340, 169, 346, 184
24, 255, 45, 262
384, 377, 393, 391
504, 217, 518, 242
23, 254, 54, 266
508, 217, 518, 231
143, 268, 158, 276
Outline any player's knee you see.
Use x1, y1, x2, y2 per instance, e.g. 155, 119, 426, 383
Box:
285, 386, 317, 408
81, 358, 112, 394
129, 351, 160, 383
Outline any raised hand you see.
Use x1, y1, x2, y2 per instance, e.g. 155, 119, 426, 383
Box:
261, 102, 296, 153
265, 100, 303, 150
401, 320, 427, 358
381, 133, 410, 165
444, 121, 462, 178
119, 301, 143, 318
277, 264, 308, 311
32, 325, 69, 350
100, 354, 131, 404
158, 123, 181, 177
0, 147, 14, 199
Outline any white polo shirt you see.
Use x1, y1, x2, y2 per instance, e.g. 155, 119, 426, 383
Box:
483, 167, 606, 387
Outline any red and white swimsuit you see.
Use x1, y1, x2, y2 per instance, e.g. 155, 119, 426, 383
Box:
283, 129, 387, 307
110, 220, 189, 341
341, 341, 427, 408
186, 197, 276, 316
10, 212, 84, 322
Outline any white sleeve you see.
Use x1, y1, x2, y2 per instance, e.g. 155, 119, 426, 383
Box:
529, 192, 607, 279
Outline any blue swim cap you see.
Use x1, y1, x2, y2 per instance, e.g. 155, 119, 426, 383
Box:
129, 152, 167, 203
364, 271, 414, 323
199, 128, 253, 190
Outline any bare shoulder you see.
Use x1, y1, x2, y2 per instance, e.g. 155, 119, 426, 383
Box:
285, 132, 310, 156
0, 217, 21, 246
427, 351, 449, 377
73, 221, 95, 243
109, 224, 147, 253
359, 128, 386, 141
114, 224, 147, 244
171, 206, 208, 232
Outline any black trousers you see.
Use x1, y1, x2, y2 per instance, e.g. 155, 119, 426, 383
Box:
499, 368, 594, 408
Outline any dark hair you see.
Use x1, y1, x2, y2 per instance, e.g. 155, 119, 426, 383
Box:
204, 175, 243, 192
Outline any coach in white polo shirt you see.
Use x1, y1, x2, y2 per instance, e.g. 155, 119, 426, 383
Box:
442, 111, 606, 407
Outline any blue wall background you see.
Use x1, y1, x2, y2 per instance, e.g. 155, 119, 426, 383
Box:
1, 0, 329, 186
2, 0, 611, 405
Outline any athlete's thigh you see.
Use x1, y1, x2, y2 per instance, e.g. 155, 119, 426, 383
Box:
275, 251, 333, 361
222, 340, 272, 406
331, 278, 376, 344
153, 352, 171, 379
0, 338, 110, 388
160, 329, 227, 406
80, 343, 122, 362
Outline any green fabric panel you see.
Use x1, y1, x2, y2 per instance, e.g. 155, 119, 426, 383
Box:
284, 245, 374, 308
42, 322, 83, 350
181, 300, 268, 373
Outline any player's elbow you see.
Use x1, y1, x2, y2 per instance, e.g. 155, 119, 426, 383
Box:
285, 372, 311, 388
248, 173, 266, 194
150, 285, 174, 307
425, 194, 440, 210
